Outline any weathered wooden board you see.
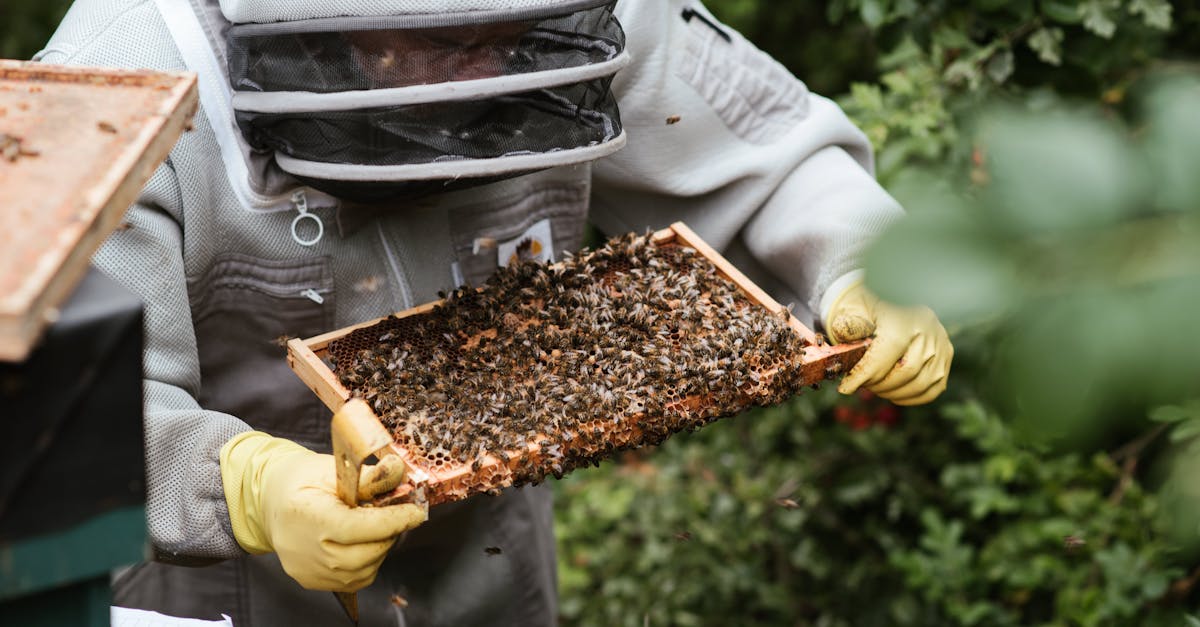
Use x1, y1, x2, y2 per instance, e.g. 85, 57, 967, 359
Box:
0, 60, 198, 361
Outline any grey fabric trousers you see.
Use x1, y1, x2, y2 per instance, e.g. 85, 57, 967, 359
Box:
114, 486, 558, 626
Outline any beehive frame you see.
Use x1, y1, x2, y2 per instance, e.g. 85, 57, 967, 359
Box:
288, 222, 867, 505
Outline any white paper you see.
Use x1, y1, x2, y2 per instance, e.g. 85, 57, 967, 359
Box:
111, 607, 234, 627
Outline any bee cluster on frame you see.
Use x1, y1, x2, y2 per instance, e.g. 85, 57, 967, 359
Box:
329, 231, 813, 497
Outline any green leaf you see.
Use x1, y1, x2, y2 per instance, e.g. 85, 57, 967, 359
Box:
931, 24, 974, 50
997, 292, 1145, 440
1149, 402, 1200, 424
892, 0, 921, 19
881, 68, 916, 95
864, 205, 1023, 321
1168, 420, 1200, 443
1129, 0, 1172, 30
981, 107, 1142, 234
825, 0, 848, 23
944, 58, 984, 89
985, 47, 1015, 84
1142, 76, 1200, 213
984, 454, 1019, 483
1027, 26, 1065, 65
973, 0, 1010, 10
1080, 0, 1119, 38
861, 0, 887, 28
1041, 0, 1083, 24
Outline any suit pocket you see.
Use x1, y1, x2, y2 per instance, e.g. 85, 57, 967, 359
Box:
673, 6, 810, 145
188, 253, 335, 449
448, 174, 590, 287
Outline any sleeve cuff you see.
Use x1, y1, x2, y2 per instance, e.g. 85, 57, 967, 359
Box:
220, 430, 279, 555
818, 270, 865, 329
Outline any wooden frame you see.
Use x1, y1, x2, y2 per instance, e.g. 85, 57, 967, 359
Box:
288, 222, 868, 504
0, 61, 198, 361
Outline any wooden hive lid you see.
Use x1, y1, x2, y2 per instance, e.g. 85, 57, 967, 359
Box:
0, 60, 197, 362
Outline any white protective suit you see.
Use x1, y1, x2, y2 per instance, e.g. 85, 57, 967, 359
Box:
36, 0, 902, 624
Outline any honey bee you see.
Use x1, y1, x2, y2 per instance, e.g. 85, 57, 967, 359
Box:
380, 50, 397, 69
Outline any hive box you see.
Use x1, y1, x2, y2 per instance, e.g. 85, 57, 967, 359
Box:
0, 268, 142, 542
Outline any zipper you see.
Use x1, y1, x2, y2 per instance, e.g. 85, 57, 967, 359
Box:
300, 289, 325, 304
289, 190, 325, 247
199, 274, 331, 301
377, 223, 414, 311
681, 7, 732, 43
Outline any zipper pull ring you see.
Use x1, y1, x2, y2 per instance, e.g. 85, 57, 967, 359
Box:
290, 190, 324, 247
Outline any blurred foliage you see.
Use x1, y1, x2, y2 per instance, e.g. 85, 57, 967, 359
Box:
866, 68, 1200, 555
0, 0, 69, 60
866, 77, 1200, 433
7, 1, 1200, 625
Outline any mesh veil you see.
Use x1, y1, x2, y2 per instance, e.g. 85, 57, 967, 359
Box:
227, 0, 626, 200
228, 2, 623, 93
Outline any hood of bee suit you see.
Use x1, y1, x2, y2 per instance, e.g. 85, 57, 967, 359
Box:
197, 0, 630, 205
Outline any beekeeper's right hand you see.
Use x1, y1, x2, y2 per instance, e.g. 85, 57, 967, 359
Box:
220, 432, 427, 592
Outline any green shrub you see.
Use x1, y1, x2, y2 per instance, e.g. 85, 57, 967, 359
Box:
557, 386, 1191, 626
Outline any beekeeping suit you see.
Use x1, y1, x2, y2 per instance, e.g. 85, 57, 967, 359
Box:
36, 0, 924, 624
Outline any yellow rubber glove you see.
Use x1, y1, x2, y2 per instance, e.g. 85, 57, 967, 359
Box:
220, 432, 427, 592
825, 281, 953, 406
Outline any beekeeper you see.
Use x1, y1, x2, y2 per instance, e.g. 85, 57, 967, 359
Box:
36, 0, 951, 624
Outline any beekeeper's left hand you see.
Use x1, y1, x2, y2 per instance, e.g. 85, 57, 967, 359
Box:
825, 281, 953, 406
220, 432, 426, 592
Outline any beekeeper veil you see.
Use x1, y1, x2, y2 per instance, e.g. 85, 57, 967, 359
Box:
221, 0, 629, 202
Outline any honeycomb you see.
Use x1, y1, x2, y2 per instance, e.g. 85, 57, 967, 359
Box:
329, 231, 814, 505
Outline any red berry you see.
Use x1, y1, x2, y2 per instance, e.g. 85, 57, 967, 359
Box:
874, 405, 900, 427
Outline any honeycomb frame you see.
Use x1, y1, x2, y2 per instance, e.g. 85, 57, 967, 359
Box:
287, 222, 868, 506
